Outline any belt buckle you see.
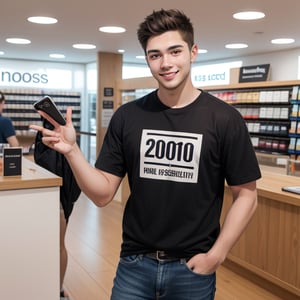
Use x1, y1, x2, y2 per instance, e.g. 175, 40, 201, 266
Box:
156, 250, 168, 262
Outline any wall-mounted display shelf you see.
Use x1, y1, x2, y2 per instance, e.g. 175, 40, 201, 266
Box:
205, 81, 300, 156
287, 86, 300, 173
0, 88, 81, 148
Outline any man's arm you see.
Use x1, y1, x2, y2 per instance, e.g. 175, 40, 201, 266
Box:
63, 142, 123, 207
187, 180, 257, 274
30, 107, 122, 207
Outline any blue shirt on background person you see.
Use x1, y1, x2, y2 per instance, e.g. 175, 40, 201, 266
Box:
0, 91, 19, 147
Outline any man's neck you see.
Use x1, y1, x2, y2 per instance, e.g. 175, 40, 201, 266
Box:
157, 85, 200, 108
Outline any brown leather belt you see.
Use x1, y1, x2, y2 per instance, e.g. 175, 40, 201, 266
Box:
145, 251, 185, 262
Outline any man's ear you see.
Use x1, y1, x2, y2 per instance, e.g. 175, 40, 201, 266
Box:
190, 44, 198, 63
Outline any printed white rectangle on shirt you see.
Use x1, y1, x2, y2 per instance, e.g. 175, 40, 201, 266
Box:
140, 129, 202, 183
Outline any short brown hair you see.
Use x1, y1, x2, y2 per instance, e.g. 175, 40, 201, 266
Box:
137, 9, 194, 53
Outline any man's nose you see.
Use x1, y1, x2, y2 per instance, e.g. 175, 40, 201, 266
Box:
160, 54, 172, 68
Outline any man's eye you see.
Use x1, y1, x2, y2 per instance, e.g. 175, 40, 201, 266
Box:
171, 50, 181, 55
149, 54, 160, 60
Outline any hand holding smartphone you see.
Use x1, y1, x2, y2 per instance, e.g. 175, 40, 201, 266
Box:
33, 96, 66, 125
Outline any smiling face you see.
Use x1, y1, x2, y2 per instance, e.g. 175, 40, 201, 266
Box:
145, 31, 198, 92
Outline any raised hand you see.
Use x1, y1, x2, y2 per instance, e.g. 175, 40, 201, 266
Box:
30, 107, 77, 155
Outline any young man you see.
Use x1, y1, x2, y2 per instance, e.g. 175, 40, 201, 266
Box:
0, 91, 19, 147
30, 9, 261, 300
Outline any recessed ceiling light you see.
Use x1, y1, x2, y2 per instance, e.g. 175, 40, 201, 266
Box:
72, 44, 96, 50
198, 49, 208, 54
99, 26, 126, 33
271, 38, 295, 45
118, 49, 125, 53
27, 16, 58, 24
0, 51, 4, 55
6, 38, 31, 45
136, 55, 145, 59
225, 43, 248, 49
49, 53, 66, 59
233, 11, 265, 20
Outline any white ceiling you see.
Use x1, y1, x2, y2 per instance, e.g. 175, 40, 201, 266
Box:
1, 0, 300, 65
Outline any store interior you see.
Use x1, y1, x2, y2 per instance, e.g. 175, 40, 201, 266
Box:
1, 2, 300, 300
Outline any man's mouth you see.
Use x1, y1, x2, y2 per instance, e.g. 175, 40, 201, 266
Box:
159, 70, 179, 79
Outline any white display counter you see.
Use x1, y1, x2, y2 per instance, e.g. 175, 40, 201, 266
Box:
0, 157, 62, 300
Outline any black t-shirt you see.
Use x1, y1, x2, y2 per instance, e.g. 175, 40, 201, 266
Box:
95, 90, 261, 257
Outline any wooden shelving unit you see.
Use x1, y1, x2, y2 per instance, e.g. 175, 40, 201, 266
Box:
205, 84, 296, 156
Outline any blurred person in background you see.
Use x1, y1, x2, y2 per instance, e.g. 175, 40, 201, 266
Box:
34, 117, 81, 300
0, 91, 19, 147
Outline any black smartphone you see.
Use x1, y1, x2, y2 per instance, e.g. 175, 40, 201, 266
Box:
33, 96, 66, 125
281, 186, 300, 195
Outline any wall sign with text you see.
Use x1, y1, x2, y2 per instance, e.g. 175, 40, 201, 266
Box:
0, 59, 84, 89
239, 64, 270, 83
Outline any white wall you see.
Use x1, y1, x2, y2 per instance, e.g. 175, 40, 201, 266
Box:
0, 58, 85, 90
196, 47, 300, 82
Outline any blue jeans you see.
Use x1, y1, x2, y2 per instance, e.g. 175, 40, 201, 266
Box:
111, 255, 216, 300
